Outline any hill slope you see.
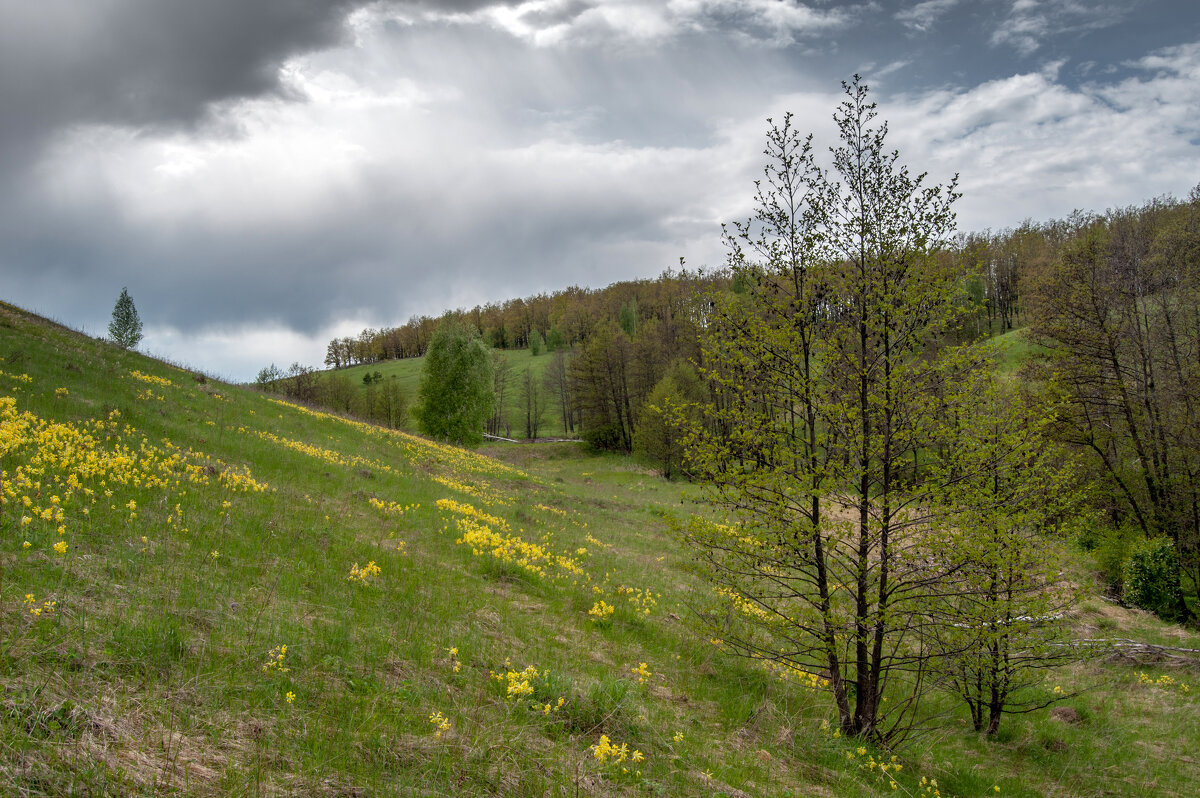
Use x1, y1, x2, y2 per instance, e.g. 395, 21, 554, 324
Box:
330, 346, 570, 439
2, 300, 1198, 797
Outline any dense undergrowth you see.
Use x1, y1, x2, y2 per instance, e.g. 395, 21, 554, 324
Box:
2, 299, 1198, 796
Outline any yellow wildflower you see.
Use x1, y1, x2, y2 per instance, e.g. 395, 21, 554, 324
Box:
428, 710, 452, 737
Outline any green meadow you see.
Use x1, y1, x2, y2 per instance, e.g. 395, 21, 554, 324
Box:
2, 299, 1198, 796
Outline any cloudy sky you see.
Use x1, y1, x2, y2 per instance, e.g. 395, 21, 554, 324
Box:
2, 0, 1198, 380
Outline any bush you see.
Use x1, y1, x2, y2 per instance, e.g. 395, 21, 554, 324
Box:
1123, 537, 1185, 619
581, 423, 624, 452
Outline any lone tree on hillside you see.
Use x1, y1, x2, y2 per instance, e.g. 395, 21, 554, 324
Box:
678, 76, 1079, 744
415, 317, 495, 446
108, 287, 143, 349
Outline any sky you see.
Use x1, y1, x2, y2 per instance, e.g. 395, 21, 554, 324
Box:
2, 0, 1199, 381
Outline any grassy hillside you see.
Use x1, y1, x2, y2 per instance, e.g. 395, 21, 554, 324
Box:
990, 327, 1047, 376
3, 299, 1199, 797
333, 347, 571, 438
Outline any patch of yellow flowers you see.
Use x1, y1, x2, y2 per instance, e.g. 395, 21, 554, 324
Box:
630, 662, 651, 685
493, 664, 541, 699
592, 734, 645, 777
615, 584, 658, 616
262, 644, 290, 673
439, 499, 584, 580
129, 370, 174, 388
0, 370, 34, 384
1, 392, 268, 563
247, 429, 394, 476
436, 498, 510, 531
428, 710, 452, 737
1137, 671, 1191, 694
23, 594, 57, 617
761, 657, 830, 690
265, 396, 528, 480
347, 561, 382, 585
367, 497, 419, 515
845, 747, 903, 791
432, 475, 512, 506
588, 600, 615, 620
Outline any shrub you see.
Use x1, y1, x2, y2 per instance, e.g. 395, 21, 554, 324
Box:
581, 423, 624, 452
1123, 537, 1185, 619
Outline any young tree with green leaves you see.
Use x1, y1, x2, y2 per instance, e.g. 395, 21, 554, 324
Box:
108, 287, 143, 349
634, 359, 706, 479
679, 78, 1073, 744
415, 317, 495, 446
571, 321, 635, 451
543, 348, 574, 435
255, 363, 286, 393
927, 372, 1082, 736
487, 350, 513, 438
375, 376, 409, 429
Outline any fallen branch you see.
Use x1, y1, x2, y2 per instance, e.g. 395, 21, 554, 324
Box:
1071, 639, 1200, 655
1052, 638, 1200, 668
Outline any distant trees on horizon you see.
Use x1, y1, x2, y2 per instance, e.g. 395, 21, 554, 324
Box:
321, 267, 718, 369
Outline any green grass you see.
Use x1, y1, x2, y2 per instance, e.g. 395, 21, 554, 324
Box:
2, 299, 1199, 796
991, 327, 1047, 376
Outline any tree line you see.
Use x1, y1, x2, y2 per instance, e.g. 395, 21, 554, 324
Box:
321, 271, 719, 368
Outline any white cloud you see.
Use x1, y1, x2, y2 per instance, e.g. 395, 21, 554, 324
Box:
880, 44, 1200, 230
143, 321, 368, 382
990, 0, 1128, 56
426, 0, 852, 48
895, 0, 959, 33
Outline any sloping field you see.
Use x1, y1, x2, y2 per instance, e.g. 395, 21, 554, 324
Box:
2, 299, 1198, 797
330, 347, 570, 439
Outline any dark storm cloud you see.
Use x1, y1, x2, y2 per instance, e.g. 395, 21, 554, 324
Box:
1, 0, 1198, 379
0, 1, 345, 173
0, 0, 513, 177
0, 8, 785, 348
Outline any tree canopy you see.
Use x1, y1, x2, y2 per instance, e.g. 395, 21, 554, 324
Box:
414, 317, 495, 446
